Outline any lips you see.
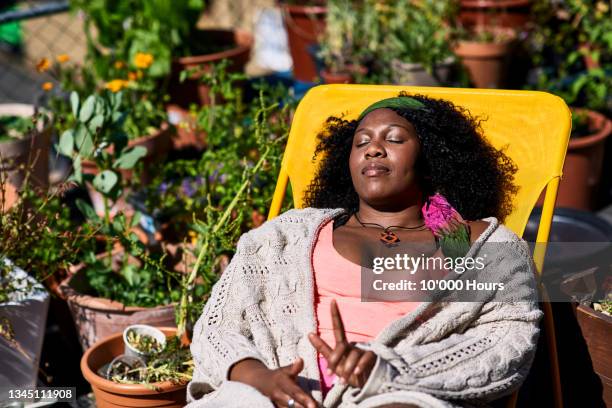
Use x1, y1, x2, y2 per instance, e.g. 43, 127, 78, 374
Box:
362, 162, 390, 176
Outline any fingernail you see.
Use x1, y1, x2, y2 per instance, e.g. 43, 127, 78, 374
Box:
326, 369, 332, 375
339, 377, 346, 385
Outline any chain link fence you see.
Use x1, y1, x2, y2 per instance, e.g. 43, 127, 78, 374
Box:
0, 0, 276, 104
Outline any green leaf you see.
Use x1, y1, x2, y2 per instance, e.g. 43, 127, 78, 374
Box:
75, 198, 100, 222
68, 155, 82, 184
130, 211, 142, 228
70, 91, 80, 118
79, 95, 96, 123
74, 125, 95, 157
113, 146, 147, 169
58, 130, 74, 156
93, 170, 118, 194
88, 114, 104, 133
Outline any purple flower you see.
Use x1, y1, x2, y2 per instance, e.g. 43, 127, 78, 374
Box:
181, 178, 195, 198
158, 182, 169, 194
194, 175, 204, 187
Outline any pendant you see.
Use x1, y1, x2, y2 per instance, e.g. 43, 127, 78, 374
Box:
380, 230, 400, 245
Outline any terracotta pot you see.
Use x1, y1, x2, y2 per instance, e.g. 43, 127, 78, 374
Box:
81, 327, 187, 408
575, 304, 612, 406
281, 3, 327, 82
460, 0, 530, 7
458, 0, 531, 30
166, 104, 206, 151
0, 104, 51, 211
554, 109, 612, 210
320, 69, 351, 84
59, 255, 176, 350
453, 39, 515, 88
169, 29, 253, 108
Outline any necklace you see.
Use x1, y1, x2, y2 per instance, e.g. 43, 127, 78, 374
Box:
354, 213, 427, 246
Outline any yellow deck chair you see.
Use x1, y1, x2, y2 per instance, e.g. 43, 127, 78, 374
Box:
268, 85, 571, 408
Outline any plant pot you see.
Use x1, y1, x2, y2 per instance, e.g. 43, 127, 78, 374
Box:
320, 69, 352, 84
281, 3, 327, 83
0, 104, 51, 211
0, 259, 50, 401
458, 0, 531, 30
59, 256, 176, 351
169, 29, 253, 108
390, 57, 455, 86
453, 39, 516, 88
166, 104, 206, 151
81, 327, 187, 408
553, 109, 612, 210
575, 304, 612, 406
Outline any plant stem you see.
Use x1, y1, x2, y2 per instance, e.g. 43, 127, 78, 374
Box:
176, 146, 271, 338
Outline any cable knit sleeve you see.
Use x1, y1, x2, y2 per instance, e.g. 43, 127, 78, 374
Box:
344, 240, 543, 404
190, 234, 268, 389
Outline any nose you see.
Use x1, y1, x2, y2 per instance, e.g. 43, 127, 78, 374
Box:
365, 140, 386, 158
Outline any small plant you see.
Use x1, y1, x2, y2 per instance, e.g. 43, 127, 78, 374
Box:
169, 64, 296, 336
109, 336, 193, 385
126, 330, 164, 354
41, 53, 167, 142
527, 0, 611, 111
0, 115, 35, 143
57, 90, 178, 308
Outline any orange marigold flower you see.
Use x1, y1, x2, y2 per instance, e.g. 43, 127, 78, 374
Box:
134, 52, 154, 69
127, 71, 137, 81
41, 82, 54, 91
56, 54, 70, 63
114, 61, 125, 70
104, 79, 129, 93
36, 58, 51, 72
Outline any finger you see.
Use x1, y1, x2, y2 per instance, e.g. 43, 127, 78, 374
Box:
282, 358, 304, 378
337, 348, 363, 384
351, 351, 377, 387
330, 300, 347, 343
271, 389, 296, 408
308, 333, 333, 358
326, 341, 349, 375
283, 379, 317, 408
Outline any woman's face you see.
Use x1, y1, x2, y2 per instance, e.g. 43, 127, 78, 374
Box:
349, 108, 422, 207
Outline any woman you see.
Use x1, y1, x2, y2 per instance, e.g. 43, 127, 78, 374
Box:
187, 93, 542, 408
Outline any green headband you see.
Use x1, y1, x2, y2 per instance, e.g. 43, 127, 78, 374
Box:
357, 96, 426, 122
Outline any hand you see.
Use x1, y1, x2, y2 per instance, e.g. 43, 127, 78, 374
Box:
229, 358, 317, 408
308, 299, 377, 388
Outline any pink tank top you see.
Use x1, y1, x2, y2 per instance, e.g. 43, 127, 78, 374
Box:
312, 220, 420, 396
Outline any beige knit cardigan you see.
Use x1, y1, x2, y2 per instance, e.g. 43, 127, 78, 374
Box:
186, 208, 542, 408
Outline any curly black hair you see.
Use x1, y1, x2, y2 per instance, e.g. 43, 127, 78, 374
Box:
303, 92, 518, 222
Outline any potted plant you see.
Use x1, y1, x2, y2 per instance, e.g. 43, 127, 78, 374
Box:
280, 0, 328, 83
528, 0, 612, 209
452, 24, 518, 88
81, 327, 191, 408
71, 0, 253, 109
369, 0, 457, 86
0, 105, 51, 210
318, 0, 369, 84
0, 176, 90, 401
56, 91, 179, 349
